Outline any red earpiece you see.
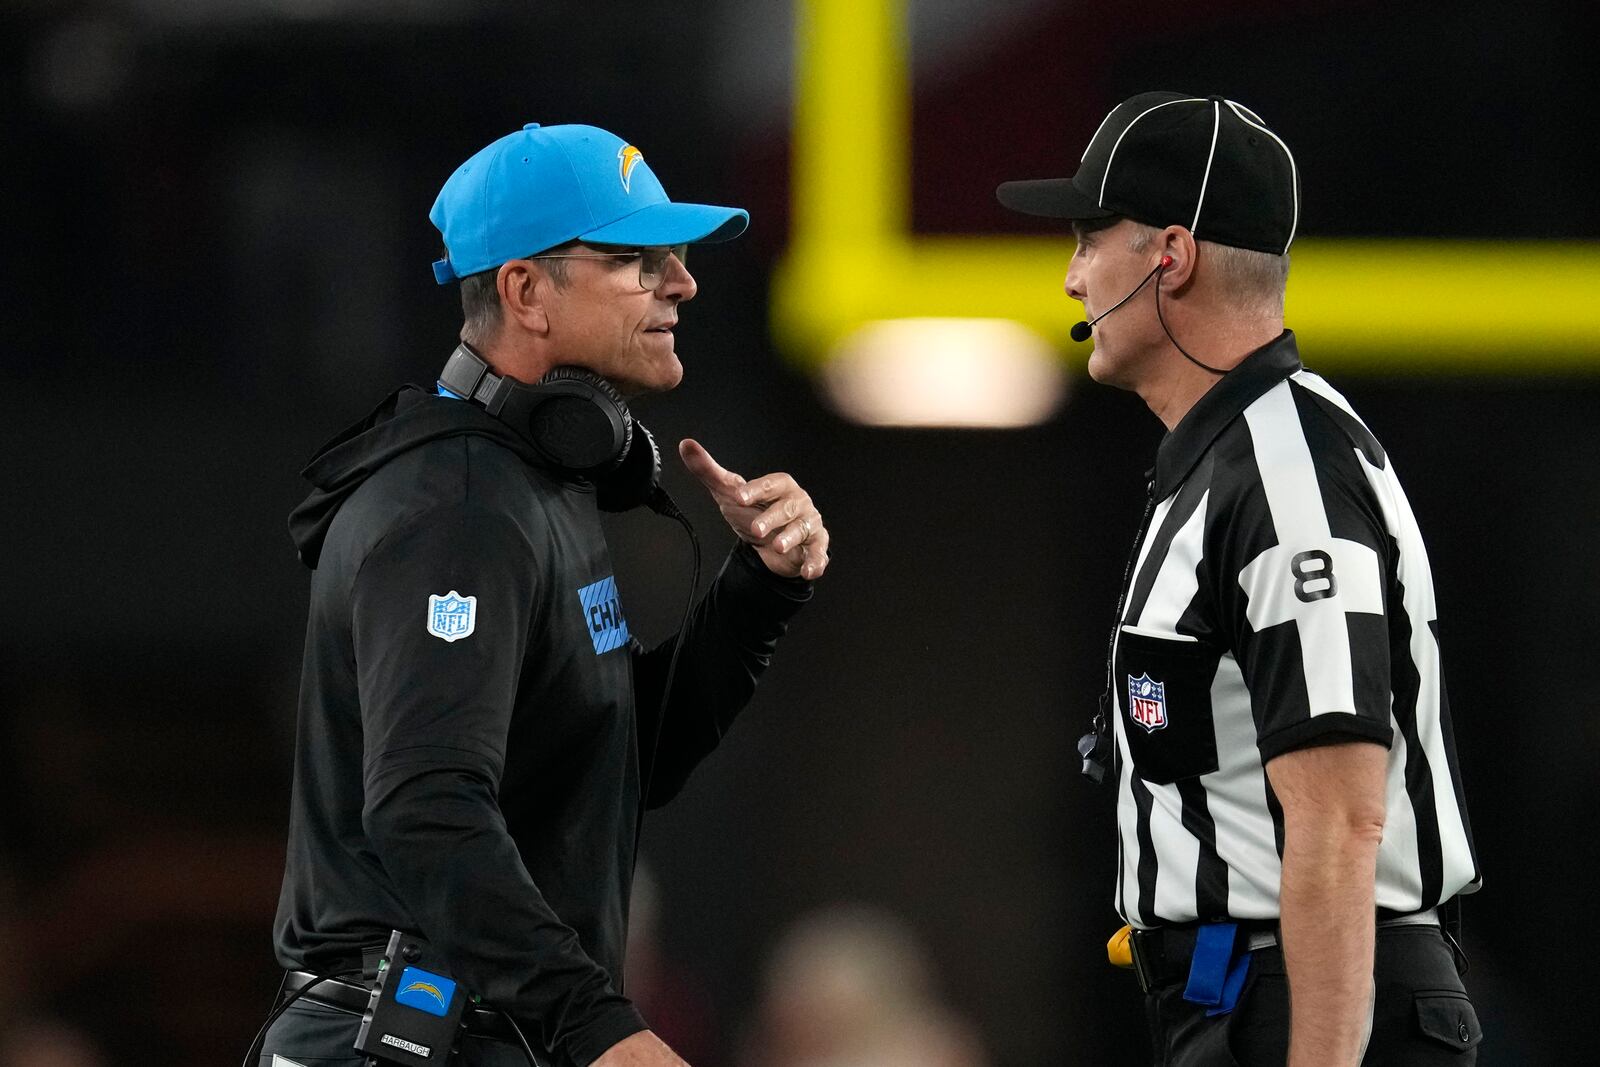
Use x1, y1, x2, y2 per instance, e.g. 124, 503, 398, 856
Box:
1160, 255, 1174, 268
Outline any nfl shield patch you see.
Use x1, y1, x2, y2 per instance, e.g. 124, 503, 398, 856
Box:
426, 591, 477, 643
1127, 672, 1168, 733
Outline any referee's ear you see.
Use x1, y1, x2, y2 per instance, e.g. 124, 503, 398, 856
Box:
1156, 226, 1199, 291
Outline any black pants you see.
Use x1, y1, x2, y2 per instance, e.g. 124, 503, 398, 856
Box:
259, 998, 539, 1067
1145, 925, 1482, 1066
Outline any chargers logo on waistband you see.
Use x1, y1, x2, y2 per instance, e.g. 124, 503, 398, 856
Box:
426, 591, 476, 643
395, 966, 457, 1017
618, 145, 644, 193
578, 576, 629, 654
1128, 673, 1168, 733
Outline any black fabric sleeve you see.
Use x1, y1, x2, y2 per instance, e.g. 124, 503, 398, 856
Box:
352, 506, 645, 1065
633, 540, 813, 808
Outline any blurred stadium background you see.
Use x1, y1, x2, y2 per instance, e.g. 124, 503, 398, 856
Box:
3, 0, 1597, 1063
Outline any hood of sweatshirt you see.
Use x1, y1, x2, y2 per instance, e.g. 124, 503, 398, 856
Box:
288, 385, 543, 568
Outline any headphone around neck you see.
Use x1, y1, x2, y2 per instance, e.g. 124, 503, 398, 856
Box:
438, 343, 663, 513
439, 345, 700, 837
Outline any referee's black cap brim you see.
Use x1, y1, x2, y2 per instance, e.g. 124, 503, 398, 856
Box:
996, 177, 1116, 220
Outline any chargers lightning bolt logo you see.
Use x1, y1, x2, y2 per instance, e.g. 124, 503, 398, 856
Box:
403, 980, 445, 1007
394, 966, 456, 1017
618, 145, 644, 193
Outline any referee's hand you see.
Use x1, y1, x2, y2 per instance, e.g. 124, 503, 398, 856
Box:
679, 438, 831, 581
592, 1030, 691, 1066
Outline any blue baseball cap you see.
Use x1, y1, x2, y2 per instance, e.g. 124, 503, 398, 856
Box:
430, 123, 749, 284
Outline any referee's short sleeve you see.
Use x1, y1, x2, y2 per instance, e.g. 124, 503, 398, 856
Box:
1222, 386, 1395, 761
350, 505, 537, 785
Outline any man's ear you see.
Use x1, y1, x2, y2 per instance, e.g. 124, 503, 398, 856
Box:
497, 260, 552, 336
1157, 226, 1199, 289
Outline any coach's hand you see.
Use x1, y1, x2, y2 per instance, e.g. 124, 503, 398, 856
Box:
592, 1031, 691, 1066
679, 438, 831, 580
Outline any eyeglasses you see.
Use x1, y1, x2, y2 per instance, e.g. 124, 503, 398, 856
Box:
528, 244, 689, 291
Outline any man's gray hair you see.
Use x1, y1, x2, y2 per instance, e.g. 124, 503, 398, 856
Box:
1126, 222, 1289, 317
453, 250, 573, 346
458, 269, 502, 346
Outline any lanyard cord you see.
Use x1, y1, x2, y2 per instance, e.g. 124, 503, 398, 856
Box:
1081, 477, 1158, 784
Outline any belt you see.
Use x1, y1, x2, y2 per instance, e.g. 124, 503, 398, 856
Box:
283, 970, 523, 1045
1128, 908, 1440, 994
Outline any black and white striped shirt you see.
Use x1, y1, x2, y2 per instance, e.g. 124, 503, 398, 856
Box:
1109, 331, 1481, 928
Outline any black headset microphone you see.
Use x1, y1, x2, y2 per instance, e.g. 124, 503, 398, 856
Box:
1069, 256, 1168, 342
1070, 254, 1229, 376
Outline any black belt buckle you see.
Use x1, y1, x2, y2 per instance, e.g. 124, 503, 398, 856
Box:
1128, 929, 1159, 994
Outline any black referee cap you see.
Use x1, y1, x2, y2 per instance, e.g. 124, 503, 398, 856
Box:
997, 91, 1300, 254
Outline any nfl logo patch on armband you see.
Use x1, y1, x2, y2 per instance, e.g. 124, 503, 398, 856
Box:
426, 591, 477, 642
1128, 673, 1168, 732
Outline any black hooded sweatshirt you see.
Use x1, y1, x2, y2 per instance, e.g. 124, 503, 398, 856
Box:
273, 386, 811, 1066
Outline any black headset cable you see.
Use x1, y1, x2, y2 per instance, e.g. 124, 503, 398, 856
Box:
638, 483, 703, 823
243, 969, 547, 1067
240, 970, 358, 1067
1154, 262, 1228, 376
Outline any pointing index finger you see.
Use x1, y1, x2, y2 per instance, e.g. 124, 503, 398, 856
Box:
678, 438, 746, 494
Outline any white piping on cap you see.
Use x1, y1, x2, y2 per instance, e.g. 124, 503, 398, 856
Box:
1226, 100, 1300, 252
1231, 101, 1267, 125
1191, 101, 1222, 234
1099, 97, 1206, 208
1081, 104, 1121, 163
